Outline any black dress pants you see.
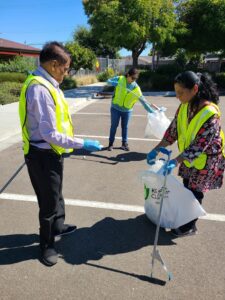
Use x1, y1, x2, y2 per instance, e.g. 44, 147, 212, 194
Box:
178, 178, 204, 232
25, 146, 65, 248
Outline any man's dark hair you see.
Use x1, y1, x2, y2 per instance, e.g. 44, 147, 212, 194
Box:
40, 41, 71, 64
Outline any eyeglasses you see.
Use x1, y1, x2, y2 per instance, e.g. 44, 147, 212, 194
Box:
63, 67, 71, 73
54, 60, 71, 74
58, 65, 71, 75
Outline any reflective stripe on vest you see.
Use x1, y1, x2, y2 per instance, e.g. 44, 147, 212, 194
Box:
112, 76, 141, 109
177, 103, 225, 170
19, 75, 74, 155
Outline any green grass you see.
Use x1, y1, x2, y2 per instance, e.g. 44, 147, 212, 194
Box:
0, 72, 26, 83
0, 81, 23, 105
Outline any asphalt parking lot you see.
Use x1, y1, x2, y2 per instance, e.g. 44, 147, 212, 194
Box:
0, 95, 225, 300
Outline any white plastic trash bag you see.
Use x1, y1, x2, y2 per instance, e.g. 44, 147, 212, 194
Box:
141, 160, 206, 229
145, 110, 171, 139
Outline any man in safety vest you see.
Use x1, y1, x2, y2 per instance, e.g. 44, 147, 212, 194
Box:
19, 41, 102, 266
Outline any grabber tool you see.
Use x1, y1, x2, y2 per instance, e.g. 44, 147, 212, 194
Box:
150, 147, 173, 281
0, 162, 25, 194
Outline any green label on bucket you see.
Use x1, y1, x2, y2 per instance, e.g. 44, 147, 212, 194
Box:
144, 184, 150, 200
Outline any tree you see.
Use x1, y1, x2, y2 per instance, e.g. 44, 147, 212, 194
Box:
65, 42, 96, 71
174, 0, 225, 71
83, 0, 176, 67
177, 0, 225, 54
74, 26, 119, 58
148, 0, 176, 69
155, 0, 225, 71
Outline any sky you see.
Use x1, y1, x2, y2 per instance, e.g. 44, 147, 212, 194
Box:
0, 0, 150, 57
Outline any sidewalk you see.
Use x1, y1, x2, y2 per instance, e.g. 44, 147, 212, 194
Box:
0, 82, 106, 152
0, 81, 176, 152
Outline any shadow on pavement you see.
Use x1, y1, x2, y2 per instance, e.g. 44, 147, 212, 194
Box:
0, 215, 175, 285
57, 214, 175, 284
85, 262, 167, 286
68, 149, 147, 164
0, 234, 39, 264
58, 214, 175, 265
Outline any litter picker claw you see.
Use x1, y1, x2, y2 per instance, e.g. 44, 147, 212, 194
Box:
150, 147, 173, 281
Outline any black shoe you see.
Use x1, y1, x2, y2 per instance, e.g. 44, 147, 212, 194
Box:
108, 143, 113, 151
121, 142, 130, 151
171, 227, 197, 238
41, 247, 58, 266
108, 145, 113, 151
55, 224, 77, 237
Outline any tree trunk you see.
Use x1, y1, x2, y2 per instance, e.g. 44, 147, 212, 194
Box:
132, 51, 139, 68
156, 51, 160, 69
218, 57, 223, 73
132, 42, 146, 68
151, 43, 156, 71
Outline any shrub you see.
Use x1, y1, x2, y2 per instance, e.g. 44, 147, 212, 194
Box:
214, 73, 225, 89
0, 56, 36, 73
137, 66, 180, 91
220, 62, 225, 72
97, 67, 115, 82
60, 76, 77, 90
151, 73, 174, 91
155, 64, 183, 76
0, 72, 26, 83
137, 64, 211, 91
137, 70, 154, 91
0, 81, 23, 105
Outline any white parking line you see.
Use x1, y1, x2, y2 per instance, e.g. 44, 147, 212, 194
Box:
1, 192, 225, 222
76, 112, 147, 117
74, 134, 160, 142
75, 112, 174, 119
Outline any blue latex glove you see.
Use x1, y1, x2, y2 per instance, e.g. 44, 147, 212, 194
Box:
147, 149, 158, 165
107, 78, 118, 87
158, 147, 171, 156
163, 159, 177, 175
83, 139, 102, 152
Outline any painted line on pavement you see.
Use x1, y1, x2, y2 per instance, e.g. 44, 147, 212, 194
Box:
0, 193, 225, 222
76, 112, 147, 117
75, 134, 160, 142
75, 112, 174, 119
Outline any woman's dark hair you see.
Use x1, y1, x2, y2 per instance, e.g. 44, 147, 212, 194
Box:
126, 68, 139, 79
174, 70, 219, 106
40, 41, 71, 65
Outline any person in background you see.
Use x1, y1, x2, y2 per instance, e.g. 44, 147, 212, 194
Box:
147, 71, 225, 237
107, 68, 156, 151
19, 41, 102, 266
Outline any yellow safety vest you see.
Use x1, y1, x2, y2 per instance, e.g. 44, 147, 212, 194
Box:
19, 74, 74, 155
112, 76, 142, 109
177, 102, 225, 170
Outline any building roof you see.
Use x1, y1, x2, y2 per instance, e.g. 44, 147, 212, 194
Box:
0, 38, 40, 57
121, 56, 152, 65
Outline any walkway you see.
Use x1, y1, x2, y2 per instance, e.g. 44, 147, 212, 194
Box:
0, 82, 106, 152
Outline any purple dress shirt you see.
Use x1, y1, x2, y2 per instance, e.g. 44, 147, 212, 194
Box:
26, 66, 84, 150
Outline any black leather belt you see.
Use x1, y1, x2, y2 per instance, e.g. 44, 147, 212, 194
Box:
29, 145, 55, 154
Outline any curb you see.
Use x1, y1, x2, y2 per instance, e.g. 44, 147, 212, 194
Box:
143, 91, 176, 97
